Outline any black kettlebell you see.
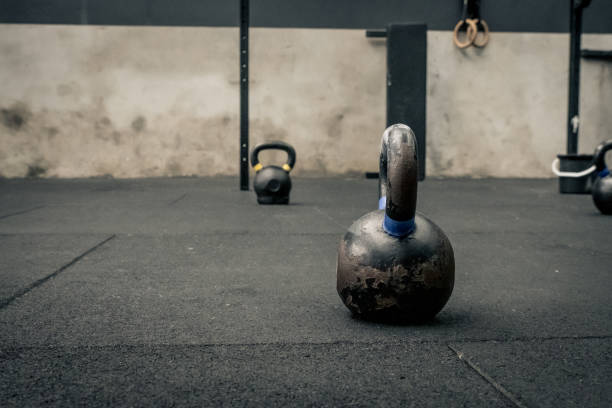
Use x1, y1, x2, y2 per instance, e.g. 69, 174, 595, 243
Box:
250, 141, 296, 205
336, 124, 455, 323
592, 140, 612, 215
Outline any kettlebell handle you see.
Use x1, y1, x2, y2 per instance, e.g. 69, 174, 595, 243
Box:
251, 141, 297, 173
379, 124, 418, 237
593, 140, 612, 172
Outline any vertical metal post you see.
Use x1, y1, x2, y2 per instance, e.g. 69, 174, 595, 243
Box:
240, 0, 249, 190
567, 1, 582, 154
567, 0, 590, 154
386, 24, 427, 181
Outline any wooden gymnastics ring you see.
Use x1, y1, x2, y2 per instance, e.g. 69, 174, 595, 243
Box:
471, 19, 490, 48
453, 19, 478, 49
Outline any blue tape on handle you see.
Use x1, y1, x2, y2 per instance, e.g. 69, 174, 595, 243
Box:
599, 167, 610, 178
383, 214, 415, 237
378, 196, 386, 210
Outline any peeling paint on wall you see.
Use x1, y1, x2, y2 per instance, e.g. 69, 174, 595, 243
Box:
1, 102, 31, 131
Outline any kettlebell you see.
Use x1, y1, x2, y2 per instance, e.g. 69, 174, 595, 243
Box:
592, 140, 612, 215
250, 141, 296, 205
336, 124, 455, 323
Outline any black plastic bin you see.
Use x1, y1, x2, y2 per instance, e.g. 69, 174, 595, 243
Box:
557, 154, 595, 194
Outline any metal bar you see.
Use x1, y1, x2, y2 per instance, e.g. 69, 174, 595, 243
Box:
567, 0, 584, 154
365, 29, 387, 38
582, 49, 612, 60
240, 0, 249, 190
386, 24, 427, 181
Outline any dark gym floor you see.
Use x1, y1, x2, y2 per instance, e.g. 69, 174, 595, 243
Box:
0, 177, 611, 407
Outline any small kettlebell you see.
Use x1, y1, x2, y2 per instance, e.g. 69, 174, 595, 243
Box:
336, 124, 455, 323
592, 140, 612, 215
250, 141, 296, 205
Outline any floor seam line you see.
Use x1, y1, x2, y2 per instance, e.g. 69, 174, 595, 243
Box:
312, 206, 348, 230
3, 335, 611, 351
450, 334, 612, 343
448, 344, 528, 408
168, 193, 188, 206
113, 231, 344, 236
0, 205, 46, 221
0, 234, 117, 310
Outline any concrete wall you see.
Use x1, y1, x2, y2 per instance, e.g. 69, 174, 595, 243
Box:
0, 24, 611, 178
0, 25, 239, 178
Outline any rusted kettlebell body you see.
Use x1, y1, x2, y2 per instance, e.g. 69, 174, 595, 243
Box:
337, 124, 455, 322
251, 141, 296, 205
592, 140, 612, 215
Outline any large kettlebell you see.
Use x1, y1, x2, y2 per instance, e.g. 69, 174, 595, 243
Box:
592, 140, 612, 214
250, 141, 296, 204
336, 124, 455, 323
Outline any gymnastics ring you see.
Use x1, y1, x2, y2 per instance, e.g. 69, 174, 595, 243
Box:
471, 19, 490, 48
453, 19, 478, 49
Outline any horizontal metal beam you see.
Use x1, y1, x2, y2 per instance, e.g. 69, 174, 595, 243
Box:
365, 29, 387, 38
581, 49, 612, 60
